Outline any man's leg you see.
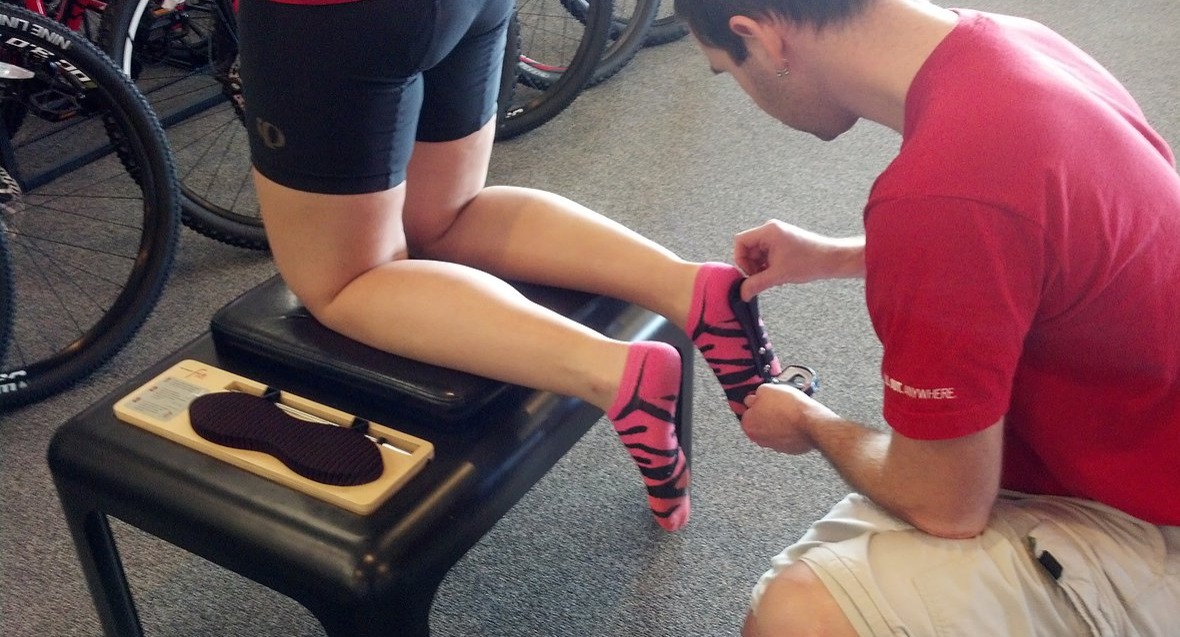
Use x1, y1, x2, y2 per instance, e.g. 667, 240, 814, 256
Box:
747, 493, 1129, 637
742, 563, 858, 637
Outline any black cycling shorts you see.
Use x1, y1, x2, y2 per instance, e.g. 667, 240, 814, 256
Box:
237, 0, 512, 194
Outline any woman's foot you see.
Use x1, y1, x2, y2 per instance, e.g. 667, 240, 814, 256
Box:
686, 263, 782, 420
607, 341, 690, 531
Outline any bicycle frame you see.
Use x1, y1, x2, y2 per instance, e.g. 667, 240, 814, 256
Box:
20, 0, 108, 32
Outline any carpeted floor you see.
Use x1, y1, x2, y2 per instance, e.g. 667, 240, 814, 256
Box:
2, 1, 1177, 635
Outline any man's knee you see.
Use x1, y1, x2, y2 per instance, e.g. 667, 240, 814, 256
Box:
746, 562, 859, 637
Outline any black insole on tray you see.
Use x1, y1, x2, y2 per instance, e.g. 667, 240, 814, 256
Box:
189, 392, 383, 486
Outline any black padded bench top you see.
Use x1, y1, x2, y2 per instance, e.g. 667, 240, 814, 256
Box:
210, 275, 603, 427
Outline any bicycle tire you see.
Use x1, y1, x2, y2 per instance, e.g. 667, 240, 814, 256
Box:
99, 0, 268, 250
0, 3, 181, 409
0, 146, 23, 364
643, 14, 687, 47
0, 214, 11, 364
497, 0, 613, 140
497, 12, 520, 119
560, 0, 658, 87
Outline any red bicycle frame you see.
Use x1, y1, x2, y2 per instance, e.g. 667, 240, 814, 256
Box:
22, 0, 109, 32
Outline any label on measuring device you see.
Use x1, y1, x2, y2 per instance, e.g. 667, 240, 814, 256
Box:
121, 377, 208, 422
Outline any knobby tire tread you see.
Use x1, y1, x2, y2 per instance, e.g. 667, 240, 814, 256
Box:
561, 0, 659, 87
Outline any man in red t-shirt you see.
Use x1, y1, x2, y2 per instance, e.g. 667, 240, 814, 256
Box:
674, 0, 1180, 634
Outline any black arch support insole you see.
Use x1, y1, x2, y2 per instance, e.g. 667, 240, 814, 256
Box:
189, 392, 383, 486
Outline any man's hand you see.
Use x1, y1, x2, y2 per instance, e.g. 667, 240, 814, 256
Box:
741, 382, 839, 455
733, 220, 866, 301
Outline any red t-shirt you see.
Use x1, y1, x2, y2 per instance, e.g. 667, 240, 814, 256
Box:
865, 10, 1180, 525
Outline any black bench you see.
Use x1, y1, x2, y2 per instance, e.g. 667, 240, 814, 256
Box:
48, 276, 694, 637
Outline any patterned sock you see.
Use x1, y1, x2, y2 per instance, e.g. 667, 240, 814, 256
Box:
606, 341, 690, 532
686, 262, 782, 420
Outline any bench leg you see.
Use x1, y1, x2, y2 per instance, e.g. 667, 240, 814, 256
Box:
59, 502, 144, 637
308, 589, 435, 637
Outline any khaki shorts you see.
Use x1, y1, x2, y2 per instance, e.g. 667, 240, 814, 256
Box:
751, 492, 1180, 636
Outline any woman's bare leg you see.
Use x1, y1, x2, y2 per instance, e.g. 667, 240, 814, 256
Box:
254, 118, 715, 403
252, 120, 693, 529
402, 121, 700, 329
402, 121, 781, 420
253, 175, 634, 411
252, 118, 796, 529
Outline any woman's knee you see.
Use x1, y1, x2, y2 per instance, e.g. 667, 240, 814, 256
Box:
403, 184, 528, 258
401, 189, 480, 257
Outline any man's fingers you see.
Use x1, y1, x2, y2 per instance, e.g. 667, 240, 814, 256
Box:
741, 275, 769, 302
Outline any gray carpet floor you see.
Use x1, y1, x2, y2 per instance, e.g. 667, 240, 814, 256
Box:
2, 1, 1178, 635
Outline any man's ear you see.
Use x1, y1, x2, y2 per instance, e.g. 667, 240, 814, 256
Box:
728, 14, 761, 39
728, 15, 788, 61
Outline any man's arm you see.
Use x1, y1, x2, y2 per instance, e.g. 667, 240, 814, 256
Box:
742, 384, 1003, 538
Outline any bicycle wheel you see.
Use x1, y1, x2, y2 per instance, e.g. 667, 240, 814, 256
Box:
497, 0, 612, 140
0, 4, 180, 409
100, 0, 267, 250
561, 0, 658, 87
0, 192, 11, 364
643, 12, 687, 47
0, 79, 24, 366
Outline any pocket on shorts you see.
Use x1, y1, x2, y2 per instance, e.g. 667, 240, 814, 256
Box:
908, 532, 1054, 637
1026, 520, 1136, 637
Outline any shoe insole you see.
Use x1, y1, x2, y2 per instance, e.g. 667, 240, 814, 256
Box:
189, 392, 383, 486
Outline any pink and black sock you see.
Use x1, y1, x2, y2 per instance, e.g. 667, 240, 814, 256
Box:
686, 262, 782, 420
606, 341, 690, 532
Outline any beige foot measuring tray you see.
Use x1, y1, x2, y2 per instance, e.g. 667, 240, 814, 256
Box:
112, 360, 433, 515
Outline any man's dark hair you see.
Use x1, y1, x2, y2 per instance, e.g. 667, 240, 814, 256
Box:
673, 0, 871, 63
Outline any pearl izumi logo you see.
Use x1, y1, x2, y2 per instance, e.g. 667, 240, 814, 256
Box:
883, 373, 957, 400
255, 117, 286, 149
